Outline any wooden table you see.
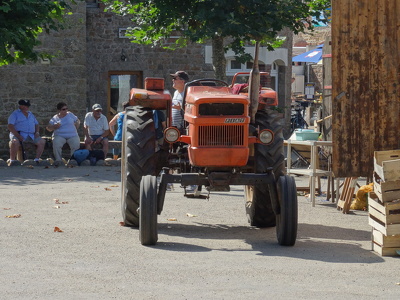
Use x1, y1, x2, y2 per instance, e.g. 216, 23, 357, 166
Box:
285, 139, 334, 207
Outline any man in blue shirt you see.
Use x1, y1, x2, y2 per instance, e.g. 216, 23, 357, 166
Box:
7, 99, 45, 165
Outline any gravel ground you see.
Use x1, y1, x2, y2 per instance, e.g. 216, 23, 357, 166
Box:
1, 165, 399, 300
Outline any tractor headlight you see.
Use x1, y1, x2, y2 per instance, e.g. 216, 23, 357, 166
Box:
259, 129, 274, 145
164, 127, 180, 143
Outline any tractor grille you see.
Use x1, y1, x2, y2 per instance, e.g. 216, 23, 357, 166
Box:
198, 125, 245, 146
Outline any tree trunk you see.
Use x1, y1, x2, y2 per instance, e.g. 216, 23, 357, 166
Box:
249, 41, 260, 124
212, 36, 226, 81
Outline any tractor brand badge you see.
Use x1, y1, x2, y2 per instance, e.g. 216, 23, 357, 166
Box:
224, 118, 245, 123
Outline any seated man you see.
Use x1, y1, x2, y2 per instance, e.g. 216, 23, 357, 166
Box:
84, 104, 110, 159
7, 99, 45, 165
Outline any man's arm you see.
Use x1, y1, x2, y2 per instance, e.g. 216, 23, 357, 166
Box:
172, 102, 181, 110
7, 124, 23, 141
34, 124, 40, 137
108, 114, 118, 136
101, 129, 110, 139
101, 116, 110, 138
84, 125, 91, 141
74, 119, 81, 129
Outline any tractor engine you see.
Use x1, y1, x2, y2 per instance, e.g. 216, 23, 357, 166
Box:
164, 84, 274, 168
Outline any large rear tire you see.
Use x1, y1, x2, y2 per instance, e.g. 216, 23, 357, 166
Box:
139, 175, 158, 245
121, 106, 156, 227
245, 109, 285, 227
276, 175, 298, 246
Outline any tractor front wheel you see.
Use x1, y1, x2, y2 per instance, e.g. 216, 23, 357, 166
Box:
276, 175, 298, 246
139, 175, 158, 245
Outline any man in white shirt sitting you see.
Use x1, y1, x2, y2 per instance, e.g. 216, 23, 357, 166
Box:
84, 104, 110, 158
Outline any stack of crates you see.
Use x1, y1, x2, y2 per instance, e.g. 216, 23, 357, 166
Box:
369, 150, 400, 256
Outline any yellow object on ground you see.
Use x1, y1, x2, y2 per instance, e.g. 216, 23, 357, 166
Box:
350, 183, 373, 210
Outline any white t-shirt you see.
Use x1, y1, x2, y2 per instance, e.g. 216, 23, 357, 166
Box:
84, 112, 109, 136
172, 90, 184, 128
49, 112, 79, 139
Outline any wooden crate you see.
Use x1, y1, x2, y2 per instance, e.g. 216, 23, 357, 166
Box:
369, 217, 400, 236
372, 242, 400, 256
368, 192, 400, 235
373, 229, 400, 248
373, 172, 400, 203
368, 192, 400, 224
372, 229, 400, 256
374, 150, 400, 182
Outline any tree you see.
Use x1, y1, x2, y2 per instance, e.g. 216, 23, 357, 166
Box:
103, 0, 330, 80
0, 0, 74, 66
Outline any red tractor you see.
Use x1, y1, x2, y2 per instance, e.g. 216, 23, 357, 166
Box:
121, 56, 297, 246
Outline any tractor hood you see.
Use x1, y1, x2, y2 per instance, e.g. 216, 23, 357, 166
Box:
185, 86, 249, 105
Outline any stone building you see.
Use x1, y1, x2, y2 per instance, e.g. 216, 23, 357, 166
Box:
292, 26, 332, 95
0, 1, 293, 159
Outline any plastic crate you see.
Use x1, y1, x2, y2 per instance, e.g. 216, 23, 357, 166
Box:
295, 129, 320, 141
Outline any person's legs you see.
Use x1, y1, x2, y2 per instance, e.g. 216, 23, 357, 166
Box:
9, 138, 21, 161
33, 137, 46, 160
52, 136, 66, 161
101, 138, 109, 159
67, 136, 81, 158
84, 138, 92, 151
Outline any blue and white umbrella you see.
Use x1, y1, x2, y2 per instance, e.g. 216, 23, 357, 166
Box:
292, 44, 323, 63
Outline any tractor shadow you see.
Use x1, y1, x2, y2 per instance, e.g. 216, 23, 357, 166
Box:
155, 222, 384, 263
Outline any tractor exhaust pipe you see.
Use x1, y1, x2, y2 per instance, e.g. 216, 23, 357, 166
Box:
248, 41, 260, 124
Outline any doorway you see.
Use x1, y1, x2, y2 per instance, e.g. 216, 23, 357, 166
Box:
108, 71, 143, 120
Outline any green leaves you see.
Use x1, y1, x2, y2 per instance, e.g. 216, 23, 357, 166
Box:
0, 0, 72, 66
102, 0, 330, 79
103, 0, 330, 54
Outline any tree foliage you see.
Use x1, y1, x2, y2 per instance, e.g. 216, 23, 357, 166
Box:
103, 0, 330, 61
103, 0, 330, 80
0, 0, 73, 66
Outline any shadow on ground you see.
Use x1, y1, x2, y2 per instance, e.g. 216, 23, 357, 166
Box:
0, 166, 121, 186
146, 221, 383, 263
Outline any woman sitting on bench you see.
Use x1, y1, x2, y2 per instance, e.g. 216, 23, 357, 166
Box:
46, 102, 80, 165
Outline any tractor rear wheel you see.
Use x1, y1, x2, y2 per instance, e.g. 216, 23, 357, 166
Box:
139, 175, 158, 245
121, 106, 156, 227
276, 175, 298, 246
245, 109, 285, 227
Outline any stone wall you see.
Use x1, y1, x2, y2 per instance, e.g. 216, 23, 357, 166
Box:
85, 5, 215, 113
0, 2, 87, 159
293, 26, 331, 48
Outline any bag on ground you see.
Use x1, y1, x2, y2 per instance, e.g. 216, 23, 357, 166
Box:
88, 150, 105, 165
72, 149, 90, 165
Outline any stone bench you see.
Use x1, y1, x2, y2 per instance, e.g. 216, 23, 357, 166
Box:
11, 138, 122, 162
80, 140, 122, 150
